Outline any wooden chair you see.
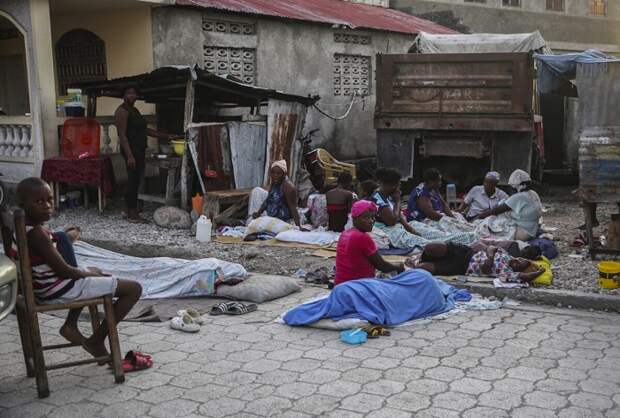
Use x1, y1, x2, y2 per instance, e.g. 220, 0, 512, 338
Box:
0, 208, 124, 398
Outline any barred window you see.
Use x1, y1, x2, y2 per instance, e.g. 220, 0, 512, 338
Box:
589, 0, 607, 16
55, 29, 107, 95
546, 0, 564, 11
502, 0, 521, 7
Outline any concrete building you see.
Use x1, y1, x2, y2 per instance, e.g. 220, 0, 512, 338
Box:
0, 0, 452, 186
392, 0, 620, 54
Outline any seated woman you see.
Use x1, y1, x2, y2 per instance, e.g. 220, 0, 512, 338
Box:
476, 169, 542, 241
414, 242, 545, 284
459, 171, 509, 221
369, 168, 429, 249
335, 201, 404, 285
408, 168, 453, 222
251, 160, 303, 228
326, 172, 357, 232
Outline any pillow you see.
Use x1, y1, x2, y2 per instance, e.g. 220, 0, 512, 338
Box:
247, 216, 293, 235
216, 274, 302, 303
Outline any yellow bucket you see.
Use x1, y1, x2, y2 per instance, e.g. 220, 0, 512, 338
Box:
598, 261, 620, 289
170, 139, 185, 156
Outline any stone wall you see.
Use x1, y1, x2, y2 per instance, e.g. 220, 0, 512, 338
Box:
0, 0, 39, 183
152, 7, 414, 160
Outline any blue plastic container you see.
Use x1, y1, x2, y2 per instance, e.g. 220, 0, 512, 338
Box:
340, 328, 368, 345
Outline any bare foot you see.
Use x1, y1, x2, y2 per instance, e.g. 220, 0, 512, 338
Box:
60, 324, 86, 345
82, 338, 110, 365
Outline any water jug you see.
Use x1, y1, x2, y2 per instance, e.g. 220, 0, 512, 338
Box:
196, 215, 212, 242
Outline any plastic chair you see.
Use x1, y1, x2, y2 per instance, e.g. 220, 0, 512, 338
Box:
60, 118, 101, 158
315, 148, 357, 186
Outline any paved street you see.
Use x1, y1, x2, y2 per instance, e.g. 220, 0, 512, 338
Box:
1, 287, 620, 418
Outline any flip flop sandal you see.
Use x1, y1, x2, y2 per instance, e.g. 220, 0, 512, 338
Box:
125, 350, 152, 361
121, 351, 153, 372
226, 302, 257, 315
209, 302, 237, 316
169, 314, 200, 332
177, 308, 204, 325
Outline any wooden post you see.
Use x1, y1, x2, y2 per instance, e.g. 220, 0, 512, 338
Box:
181, 145, 188, 210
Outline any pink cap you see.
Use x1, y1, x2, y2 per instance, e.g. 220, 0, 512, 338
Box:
351, 200, 378, 218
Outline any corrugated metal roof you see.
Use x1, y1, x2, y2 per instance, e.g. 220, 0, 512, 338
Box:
175, 0, 457, 35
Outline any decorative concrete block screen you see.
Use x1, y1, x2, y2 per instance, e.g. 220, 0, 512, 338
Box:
334, 33, 371, 45
333, 54, 371, 96
203, 46, 256, 85
202, 17, 256, 35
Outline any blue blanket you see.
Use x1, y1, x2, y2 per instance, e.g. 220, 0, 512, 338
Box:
283, 269, 471, 326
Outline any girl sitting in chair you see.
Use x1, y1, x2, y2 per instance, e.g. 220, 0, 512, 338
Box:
14, 177, 142, 360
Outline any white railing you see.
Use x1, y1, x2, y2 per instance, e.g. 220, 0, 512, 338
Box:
95, 115, 157, 154
0, 116, 34, 161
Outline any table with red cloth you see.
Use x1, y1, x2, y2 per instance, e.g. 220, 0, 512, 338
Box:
41, 156, 115, 213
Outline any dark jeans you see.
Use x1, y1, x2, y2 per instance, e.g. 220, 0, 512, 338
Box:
122, 148, 145, 210
53, 231, 77, 267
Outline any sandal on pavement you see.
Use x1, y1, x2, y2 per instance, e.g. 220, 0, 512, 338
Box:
121, 351, 153, 372
226, 302, 257, 315
169, 313, 200, 332
209, 301, 257, 316
209, 302, 237, 316
177, 308, 205, 325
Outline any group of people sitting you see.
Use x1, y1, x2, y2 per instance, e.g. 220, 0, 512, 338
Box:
335, 199, 545, 288
249, 160, 546, 288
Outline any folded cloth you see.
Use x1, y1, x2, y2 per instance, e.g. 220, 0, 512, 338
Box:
493, 278, 528, 289
528, 238, 558, 260
283, 269, 471, 326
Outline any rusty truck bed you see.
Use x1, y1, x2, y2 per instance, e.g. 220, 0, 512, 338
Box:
374, 53, 534, 132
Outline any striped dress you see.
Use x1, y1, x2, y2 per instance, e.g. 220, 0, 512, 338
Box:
9, 226, 75, 302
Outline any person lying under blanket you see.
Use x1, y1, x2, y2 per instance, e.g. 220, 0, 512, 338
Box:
335, 200, 404, 286
413, 242, 545, 285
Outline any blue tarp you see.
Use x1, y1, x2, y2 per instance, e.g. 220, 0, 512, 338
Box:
534, 49, 619, 95
283, 269, 472, 326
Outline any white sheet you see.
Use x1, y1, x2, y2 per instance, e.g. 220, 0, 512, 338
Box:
74, 241, 247, 299
275, 229, 339, 247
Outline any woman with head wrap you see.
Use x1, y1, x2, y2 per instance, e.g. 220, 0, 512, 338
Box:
477, 169, 543, 240
335, 200, 404, 285
459, 171, 509, 221
251, 160, 303, 228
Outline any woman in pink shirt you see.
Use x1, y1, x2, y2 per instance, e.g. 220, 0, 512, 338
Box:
335, 200, 404, 285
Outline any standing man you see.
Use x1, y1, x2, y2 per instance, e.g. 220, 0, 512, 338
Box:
460, 171, 509, 221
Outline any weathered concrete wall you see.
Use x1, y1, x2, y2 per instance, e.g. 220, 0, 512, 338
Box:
0, 0, 38, 183
393, 0, 620, 53
152, 7, 414, 160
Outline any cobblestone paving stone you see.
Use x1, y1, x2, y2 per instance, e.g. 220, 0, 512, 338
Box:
2, 286, 620, 417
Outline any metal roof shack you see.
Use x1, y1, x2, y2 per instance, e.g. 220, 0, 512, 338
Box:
79, 65, 319, 107
175, 0, 457, 35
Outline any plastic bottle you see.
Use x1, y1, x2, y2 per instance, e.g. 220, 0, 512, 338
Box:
446, 183, 457, 203
196, 215, 212, 243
